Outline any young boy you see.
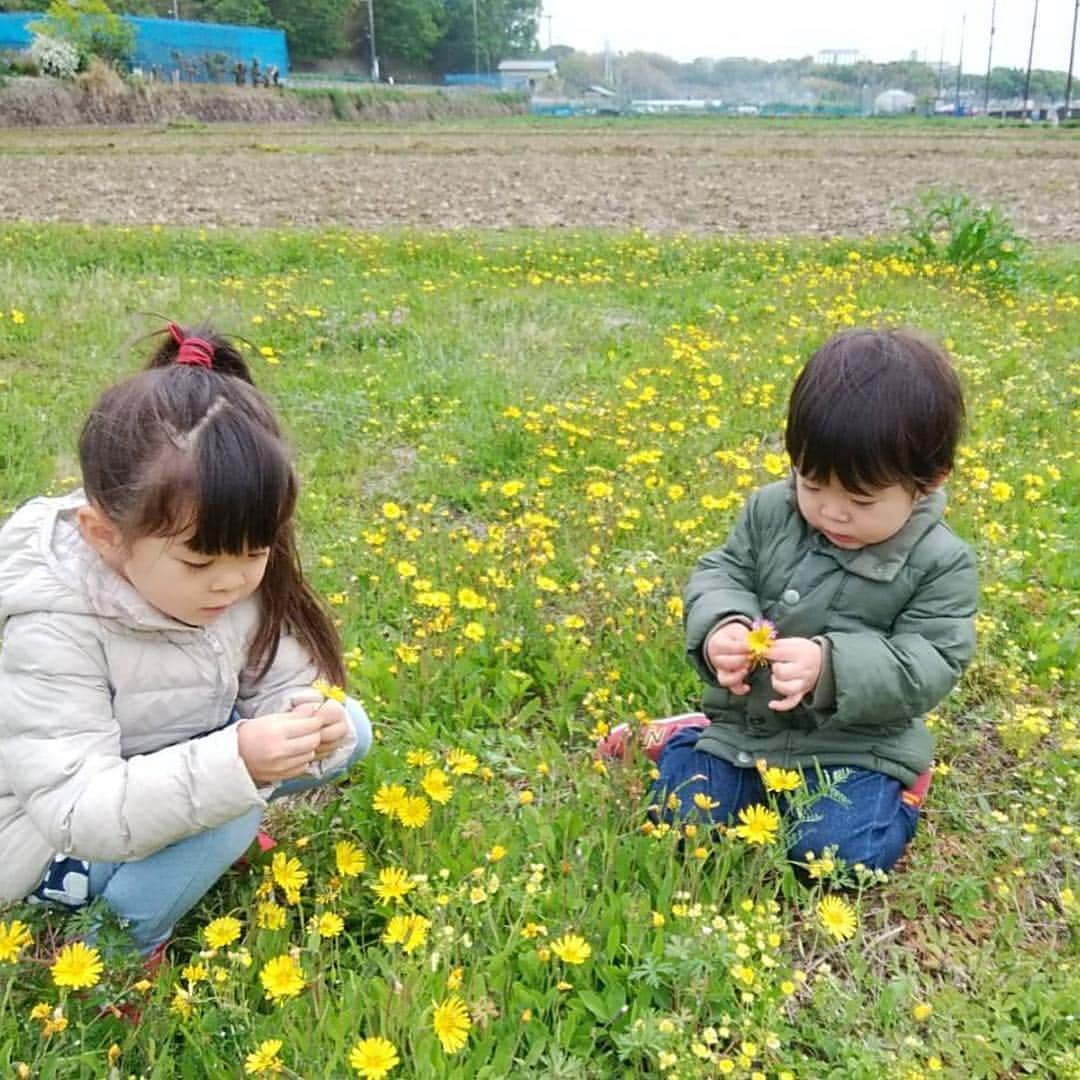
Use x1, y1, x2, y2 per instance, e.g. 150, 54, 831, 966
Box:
600, 328, 978, 872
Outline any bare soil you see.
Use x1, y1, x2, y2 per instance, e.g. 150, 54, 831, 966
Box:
1, 120, 1077, 241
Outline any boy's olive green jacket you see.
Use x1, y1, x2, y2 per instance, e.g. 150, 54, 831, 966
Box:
685, 478, 978, 787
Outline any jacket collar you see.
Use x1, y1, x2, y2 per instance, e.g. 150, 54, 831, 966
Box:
785, 474, 947, 582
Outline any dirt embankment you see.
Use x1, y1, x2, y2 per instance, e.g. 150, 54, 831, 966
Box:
0, 76, 525, 127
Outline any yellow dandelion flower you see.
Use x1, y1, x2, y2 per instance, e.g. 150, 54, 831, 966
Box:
170, 986, 194, 1019
397, 795, 431, 829
487, 844, 507, 862
745, 619, 777, 668
462, 621, 486, 643
420, 768, 453, 804
457, 587, 486, 610
372, 867, 415, 905
335, 840, 367, 878
271, 852, 308, 895
349, 1036, 399, 1078
0, 920, 33, 963
762, 767, 802, 793
373, 783, 408, 818
312, 679, 347, 703
817, 895, 858, 941
315, 911, 345, 938
447, 967, 463, 990
406, 748, 435, 768
446, 748, 479, 775
732, 804, 780, 846
181, 962, 208, 984
381, 502, 403, 520
51, 941, 104, 990
257, 901, 287, 931
203, 916, 242, 950
432, 994, 472, 1054
382, 913, 430, 953
551, 933, 592, 965
912, 1002, 933, 1022
259, 954, 305, 1003
244, 1038, 284, 1076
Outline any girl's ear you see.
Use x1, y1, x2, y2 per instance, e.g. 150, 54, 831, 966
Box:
77, 504, 126, 564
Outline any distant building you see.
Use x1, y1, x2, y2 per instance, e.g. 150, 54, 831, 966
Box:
816, 48, 860, 66
497, 59, 557, 93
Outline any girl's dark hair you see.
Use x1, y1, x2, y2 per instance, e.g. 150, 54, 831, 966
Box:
79, 324, 344, 685
785, 328, 965, 493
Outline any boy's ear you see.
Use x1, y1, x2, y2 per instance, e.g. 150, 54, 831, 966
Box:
77, 504, 125, 564
921, 469, 951, 494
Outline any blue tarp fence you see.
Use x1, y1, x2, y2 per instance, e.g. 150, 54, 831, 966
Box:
444, 73, 500, 88
0, 12, 288, 82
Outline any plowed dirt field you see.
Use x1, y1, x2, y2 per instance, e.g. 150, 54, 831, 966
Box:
1, 121, 1076, 240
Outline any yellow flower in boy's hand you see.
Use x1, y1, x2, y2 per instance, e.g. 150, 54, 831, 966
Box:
745, 619, 777, 669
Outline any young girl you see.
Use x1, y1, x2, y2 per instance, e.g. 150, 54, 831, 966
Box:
0, 323, 371, 955
600, 328, 978, 873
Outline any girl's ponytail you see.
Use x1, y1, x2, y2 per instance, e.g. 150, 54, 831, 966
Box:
146, 322, 256, 384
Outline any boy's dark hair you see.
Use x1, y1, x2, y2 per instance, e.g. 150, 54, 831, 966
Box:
79, 323, 345, 685
785, 328, 965, 493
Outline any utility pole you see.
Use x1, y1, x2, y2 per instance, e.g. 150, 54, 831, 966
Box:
937, 31, 945, 103
983, 0, 996, 114
1022, 0, 1039, 120
364, 0, 379, 82
473, 0, 480, 77
172, 0, 179, 18
1065, 0, 1079, 118
954, 12, 966, 114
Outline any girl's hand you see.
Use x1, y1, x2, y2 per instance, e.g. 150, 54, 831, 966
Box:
765, 637, 822, 711
705, 621, 752, 695
311, 698, 348, 760
238, 703, 326, 784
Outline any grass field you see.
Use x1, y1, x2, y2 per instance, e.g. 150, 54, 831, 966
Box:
0, 222, 1077, 1078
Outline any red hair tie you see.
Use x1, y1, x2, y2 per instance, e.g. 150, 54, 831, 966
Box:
167, 322, 214, 369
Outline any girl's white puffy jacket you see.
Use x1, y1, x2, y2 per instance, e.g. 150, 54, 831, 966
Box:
0, 492, 361, 902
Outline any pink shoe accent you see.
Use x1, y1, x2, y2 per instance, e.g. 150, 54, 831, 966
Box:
142, 939, 170, 978
596, 713, 710, 763
256, 829, 277, 852
901, 769, 933, 809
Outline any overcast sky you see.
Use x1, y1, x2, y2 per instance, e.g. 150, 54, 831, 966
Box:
540, 1, 1078, 74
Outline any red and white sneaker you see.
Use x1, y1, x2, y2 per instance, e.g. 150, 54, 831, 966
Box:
901, 769, 933, 810
596, 713, 710, 763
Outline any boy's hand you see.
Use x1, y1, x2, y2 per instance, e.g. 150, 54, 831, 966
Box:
310, 698, 348, 760
765, 637, 822, 711
705, 621, 752, 695
238, 702, 326, 784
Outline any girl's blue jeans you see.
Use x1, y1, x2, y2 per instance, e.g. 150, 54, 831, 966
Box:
653, 727, 919, 872
84, 699, 372, 953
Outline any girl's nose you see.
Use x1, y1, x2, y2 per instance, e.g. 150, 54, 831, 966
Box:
211, 565, 246, 592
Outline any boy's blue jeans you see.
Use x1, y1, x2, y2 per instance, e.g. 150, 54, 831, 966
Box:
82, 699, 372, 953
653, 727, 919, 872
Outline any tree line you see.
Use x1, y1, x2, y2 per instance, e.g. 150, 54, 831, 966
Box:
551, 48, 1072, 105
0, 0, 541, 70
